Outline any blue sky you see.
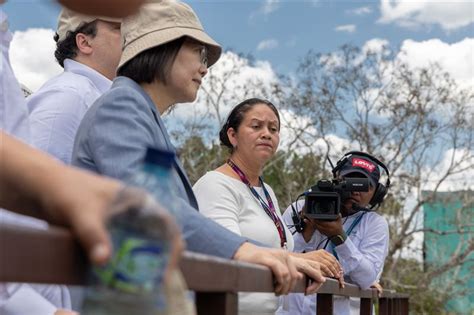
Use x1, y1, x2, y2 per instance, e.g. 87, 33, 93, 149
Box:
4, 0, 473, 74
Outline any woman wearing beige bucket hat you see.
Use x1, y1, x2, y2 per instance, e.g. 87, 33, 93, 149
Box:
72, 0, 325, 309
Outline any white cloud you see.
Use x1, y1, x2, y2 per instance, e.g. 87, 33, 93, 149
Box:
422, 148, 474, 192
362, 38, 390, 54
257, 39, 279, 51
348, 6, 373, 15
378, 0, 474, 31
334, 24, 356, 33
249, 0, 281, 22
10, 28, 62, 92
262, 0, 280, 15
397, 38, 474, 89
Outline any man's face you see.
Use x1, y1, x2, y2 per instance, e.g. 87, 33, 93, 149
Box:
88, 20, 122, 79
341, 172, 376, 215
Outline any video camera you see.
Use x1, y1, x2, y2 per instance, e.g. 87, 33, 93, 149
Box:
304, 178, 369, 220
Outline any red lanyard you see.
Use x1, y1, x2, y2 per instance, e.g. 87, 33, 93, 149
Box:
227, 159, 287, 249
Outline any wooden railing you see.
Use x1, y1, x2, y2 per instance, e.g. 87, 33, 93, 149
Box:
0, 223, 409, 314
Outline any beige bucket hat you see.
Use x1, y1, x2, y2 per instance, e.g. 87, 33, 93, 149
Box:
118, 0, 222, 70
56, 8, 121, 42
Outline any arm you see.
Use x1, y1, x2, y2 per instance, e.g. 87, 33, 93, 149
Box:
334, 215, 389, 289
0, 132, 119, 263
28, 88, 88, 164
0, 132, 183, 271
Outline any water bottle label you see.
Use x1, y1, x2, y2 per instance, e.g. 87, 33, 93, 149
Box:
93, 229, 169, 294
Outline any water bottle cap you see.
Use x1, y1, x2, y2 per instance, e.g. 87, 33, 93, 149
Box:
144, 147, 175, 168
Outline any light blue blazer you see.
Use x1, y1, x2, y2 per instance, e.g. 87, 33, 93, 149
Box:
72, 76, 245, 258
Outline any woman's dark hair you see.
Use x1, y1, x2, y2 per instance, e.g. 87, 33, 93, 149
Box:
117, 36, 187, 84
219, 98, 280, 151
54, 20, 98, 68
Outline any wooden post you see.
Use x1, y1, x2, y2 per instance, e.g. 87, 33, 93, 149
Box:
317, 294, 333, 315
400, 297, 409, 315
360, 297, 373, 315
196, 292, 237, 315
379, 298, 390, 315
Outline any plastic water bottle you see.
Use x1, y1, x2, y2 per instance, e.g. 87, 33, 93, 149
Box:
132, 147, 185, 225
82, 148, 179, 314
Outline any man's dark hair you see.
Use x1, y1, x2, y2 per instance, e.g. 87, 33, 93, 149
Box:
117, 36, 186, 84
54, 20, 98, 68
219, 98, 280, 152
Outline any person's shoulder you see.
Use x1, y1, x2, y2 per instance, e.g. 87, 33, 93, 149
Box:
362, 211, 389, 229
40, 71, 92, 92
27, 72, 79, 100
84, 80, 146, 117
195, 171, 234, 188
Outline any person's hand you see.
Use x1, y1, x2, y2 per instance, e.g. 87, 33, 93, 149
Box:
40, 167, 184, 270
293, 250, 344, 288
54, 310, 78, 315
290, 257, 326, 295
233, 242, 303, 296
312, 215, 344, 238
38, 167, 122, 265
371, 282, 383, 297
299, 250, 344, 282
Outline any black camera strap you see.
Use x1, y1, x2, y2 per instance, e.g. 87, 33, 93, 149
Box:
227, 159, 288, 249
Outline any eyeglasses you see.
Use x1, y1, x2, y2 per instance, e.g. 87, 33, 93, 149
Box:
200, 46, 208, 68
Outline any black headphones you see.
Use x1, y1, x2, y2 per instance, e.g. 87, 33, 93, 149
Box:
332, 151, 391, 208
290, 151, 391, 234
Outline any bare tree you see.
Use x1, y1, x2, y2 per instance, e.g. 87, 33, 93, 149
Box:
279, 44, 474, 313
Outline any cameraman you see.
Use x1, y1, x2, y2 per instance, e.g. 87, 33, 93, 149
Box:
278, 153, 390, 315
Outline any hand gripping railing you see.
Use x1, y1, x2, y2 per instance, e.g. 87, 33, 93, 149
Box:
0, 223, 409, 315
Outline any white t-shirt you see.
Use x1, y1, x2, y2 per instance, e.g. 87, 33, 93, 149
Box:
194, 171, 294, 315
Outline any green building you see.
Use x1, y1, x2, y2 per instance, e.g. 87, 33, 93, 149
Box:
423, 190, 474, 314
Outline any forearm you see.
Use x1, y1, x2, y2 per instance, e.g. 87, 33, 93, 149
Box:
0, 132, 120, 224
335, 239, 380, 289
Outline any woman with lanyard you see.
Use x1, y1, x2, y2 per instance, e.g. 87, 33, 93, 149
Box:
194, 98, 340, 315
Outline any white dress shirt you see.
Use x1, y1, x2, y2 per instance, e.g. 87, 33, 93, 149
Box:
194, 171, 294, 315
27, 58, 112, 164
277, 200, 389, 315
0, 9, 71, 314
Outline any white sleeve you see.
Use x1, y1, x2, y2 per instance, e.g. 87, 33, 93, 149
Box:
335, 215, 389, 289
193, 173, 243, 236
1, 285, 57, 315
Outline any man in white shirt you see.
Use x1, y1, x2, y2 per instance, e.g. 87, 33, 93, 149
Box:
278, 152, 390, 315
27, 9, 121, 164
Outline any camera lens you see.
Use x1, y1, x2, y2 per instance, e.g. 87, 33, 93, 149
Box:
312, 200, 336, 214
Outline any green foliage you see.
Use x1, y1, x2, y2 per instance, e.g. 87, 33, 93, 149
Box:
263, 151, 328, 210
177, 136, 227, 185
